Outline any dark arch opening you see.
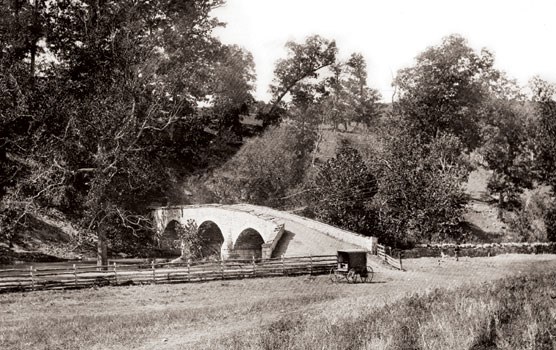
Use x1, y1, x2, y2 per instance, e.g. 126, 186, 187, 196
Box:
233, 228, 264, 260
198, 221, 224, 260
158, 220, 182, 257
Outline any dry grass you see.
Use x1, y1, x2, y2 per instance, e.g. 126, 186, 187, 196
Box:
213, 269, 556, 350
1, 254, 555, 350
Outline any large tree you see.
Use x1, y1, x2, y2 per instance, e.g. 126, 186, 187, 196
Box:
375, 130, 468, 246
530, 77, 556, 188
261, 35, 337, 126
344, 53, 382, 128
530, 77, 556, 242
0, 0, 256, 264
207, 44, 256, 140
480, 98, 535, 214
307, 140, 378, 235
393, 34, 500, 149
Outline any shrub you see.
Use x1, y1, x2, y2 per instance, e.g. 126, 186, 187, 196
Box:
306, 140, 378, 235
545, 204, 556, 242
375, 131, 468, 246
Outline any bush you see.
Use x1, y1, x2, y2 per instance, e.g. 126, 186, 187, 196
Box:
546, 205, 556, 242
375, 131, 468, 246
509, 192, 550, 242
306, 139, 378, 235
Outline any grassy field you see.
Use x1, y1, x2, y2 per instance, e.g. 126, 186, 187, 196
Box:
216, 269, 556, 350
1, 254, 555, 350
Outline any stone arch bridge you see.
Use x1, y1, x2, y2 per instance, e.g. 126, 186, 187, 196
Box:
152, 204, 377, 260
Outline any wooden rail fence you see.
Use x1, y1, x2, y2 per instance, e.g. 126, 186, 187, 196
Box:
377, 244, 403, 270
0, 255, 336, 293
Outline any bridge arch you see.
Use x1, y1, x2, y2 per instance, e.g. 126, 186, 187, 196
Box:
233, 228, 265, 260
198, 221, 225, 259
158, 220, 182, 257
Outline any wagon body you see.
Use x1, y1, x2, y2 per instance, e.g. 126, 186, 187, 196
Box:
337, 250, 367, 273
330, 250, 373, 283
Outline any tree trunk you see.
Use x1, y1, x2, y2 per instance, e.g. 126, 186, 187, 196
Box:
497, 193, 504, 220
97, 230, 108, 270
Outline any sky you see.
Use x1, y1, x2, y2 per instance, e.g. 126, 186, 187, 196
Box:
212, 0, 556, 102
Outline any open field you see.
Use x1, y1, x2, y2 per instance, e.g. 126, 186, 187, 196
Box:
1, 254, 555, 350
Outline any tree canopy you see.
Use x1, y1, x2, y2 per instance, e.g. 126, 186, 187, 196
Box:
307, 140, 378, 235
261, 35, 337, 125
394, 34, 500, 149
0, 0, 255, 261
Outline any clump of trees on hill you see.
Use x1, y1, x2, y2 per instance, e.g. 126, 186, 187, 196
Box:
216, 34, 556, 247
2, 1, 556, 260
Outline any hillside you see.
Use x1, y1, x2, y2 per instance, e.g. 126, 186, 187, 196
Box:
1, 125, 545, 263
0, 212, 86, 264
315, 126, 532, 243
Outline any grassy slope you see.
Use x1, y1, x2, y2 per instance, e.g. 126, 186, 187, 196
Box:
1, 254, 555, 350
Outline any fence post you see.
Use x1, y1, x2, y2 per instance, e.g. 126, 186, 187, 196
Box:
281, 255, 285, 275
151, 261, 156, 284
310, 254, 313, 275
113, 262, 118, 284
73, 264, 78, 286
220, 259, 224, 280
29, 266, 34, 290
399, 252, 403, 271
187, 259, 191, 282
252, 256, 256, 277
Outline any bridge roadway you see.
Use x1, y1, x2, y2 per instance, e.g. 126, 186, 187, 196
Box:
152, 204, 377, 260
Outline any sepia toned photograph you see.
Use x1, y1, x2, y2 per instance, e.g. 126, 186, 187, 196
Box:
1, 0, 555, 349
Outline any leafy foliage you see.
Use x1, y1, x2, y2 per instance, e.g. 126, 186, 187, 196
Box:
175, 219, 202, 259
480, 99, 535, 212
262, 35, 337, 125
291, 53, 382, 131
207, 44, 257, 138
508, 190, 553, 242
529, 78, 556, 241
531, 77, 556, 189
344, 53, 382, 127
394, 34, 500, 149
0, 0, 256, 261
375, 130, 468, 246
545, 205, 556, 242
307, 141, 378, 235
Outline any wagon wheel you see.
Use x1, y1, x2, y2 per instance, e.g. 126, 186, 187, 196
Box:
361, 266, 374, 283
346, 269, 357, 283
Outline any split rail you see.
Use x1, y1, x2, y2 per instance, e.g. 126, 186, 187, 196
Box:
376, 244, 403, 270
0, 255, 336, 293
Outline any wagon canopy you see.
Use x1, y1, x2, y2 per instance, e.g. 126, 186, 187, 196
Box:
337, 250, 367, 268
